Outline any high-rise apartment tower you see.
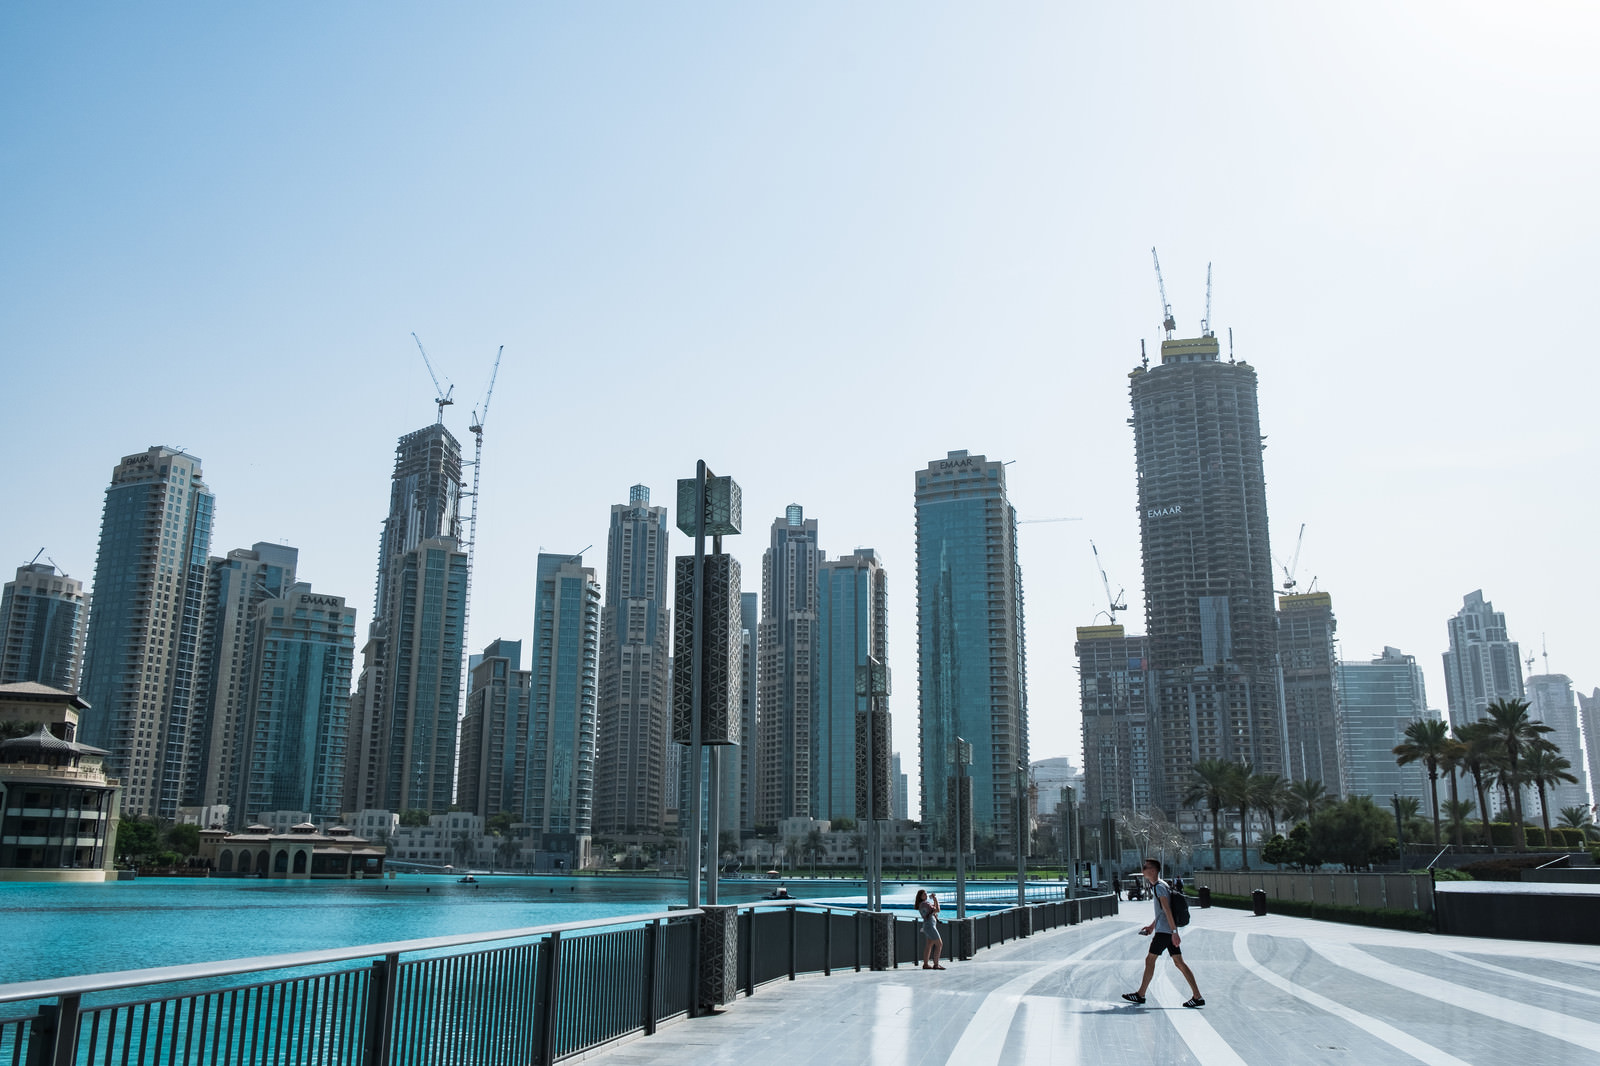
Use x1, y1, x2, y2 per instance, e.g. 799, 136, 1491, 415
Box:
1441, 590, 1523, 731
757, 505, 821, 826
525, 553, 601, 854
1277, 592, 1343, 794
815, 549, 888, 821
0, 563, 89, 691
594, 486, 672, 835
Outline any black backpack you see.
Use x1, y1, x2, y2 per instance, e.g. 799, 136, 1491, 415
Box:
1164, 881, 1191, 927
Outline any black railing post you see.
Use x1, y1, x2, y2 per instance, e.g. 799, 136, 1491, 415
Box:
686, 913, 702, 1017
362, 955, 397, 1066
744, 908, 756, 997
25, 994, 80, 1066
535, 933, 562, 1065
788, 905, 797, 981
642, 921, 658, 1036
823, 908, 832, 976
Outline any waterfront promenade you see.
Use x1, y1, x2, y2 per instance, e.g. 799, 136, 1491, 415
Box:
589, 907, 1600, 1065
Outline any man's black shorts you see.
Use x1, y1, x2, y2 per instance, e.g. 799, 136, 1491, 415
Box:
1148, 932, 1181, 956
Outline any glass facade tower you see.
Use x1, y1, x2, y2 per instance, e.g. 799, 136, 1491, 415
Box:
757, 505, 821, 826
79, 447, 215, 819
1336, 646, 1431, 802
815, 549, 888, 821
526, 553, 601, 848
915, 451, 1029, 848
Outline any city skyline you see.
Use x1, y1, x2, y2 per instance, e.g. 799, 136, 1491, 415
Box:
4, 5, 1598, 804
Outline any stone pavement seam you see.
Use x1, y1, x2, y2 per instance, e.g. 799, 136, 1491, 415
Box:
1233, 933, 1473, 1066
1435, 950, 1600, 1000
1307, 940, 1600, 1053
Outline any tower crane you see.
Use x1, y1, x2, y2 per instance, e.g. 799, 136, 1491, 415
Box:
1280, 523, 1306, 593
460, 345, 503, 657
1151, 247, 1177, 338
1090, 540, 1127, 624
411, 332, 455, 423
1017, 516, 1083, 525
1201, 262, 1214, 337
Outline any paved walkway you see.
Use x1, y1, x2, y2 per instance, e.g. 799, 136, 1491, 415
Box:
586, 907, 1600, 1065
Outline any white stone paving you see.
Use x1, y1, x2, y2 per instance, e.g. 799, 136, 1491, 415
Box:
581, 907, 1600, 1065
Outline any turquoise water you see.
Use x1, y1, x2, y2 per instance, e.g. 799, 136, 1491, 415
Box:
0, 874, 868, 987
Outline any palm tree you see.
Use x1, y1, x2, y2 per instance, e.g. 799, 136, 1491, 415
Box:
1251, 773, 1290, 840
1221, 762, 1255, 870
1558, 806, 1599, 841
1481, 698, 1552, 851
1521, 747, 1578, 841
1183, 759, 1237, 872
1438, 735, 1468, 846
1443, 797, 1476, 842
1394, 718, 1450, 845
1283, 779, 1329, 823
1456, 722, 1498, 849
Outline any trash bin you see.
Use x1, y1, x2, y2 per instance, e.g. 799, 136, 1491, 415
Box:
1251, 889, 1266, 917
1197, 886, 1211, 909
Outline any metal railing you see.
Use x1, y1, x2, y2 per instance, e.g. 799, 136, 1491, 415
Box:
1, 894, 1117, 1065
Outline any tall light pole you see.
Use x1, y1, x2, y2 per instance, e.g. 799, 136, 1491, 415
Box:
952, 737, 971, 919
856, 656, 890, 912
1016, 761, 1028, 908
1062, 785, 1077, 901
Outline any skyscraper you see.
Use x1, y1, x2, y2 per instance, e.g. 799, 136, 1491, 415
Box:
0, 563, 89, 691
1441, 590, 1523, 731
1277, 592, 1343, 794
815, 549, 888, 822
1336, 647, 1431, 802
757, 505, 821, 826
1578, 689, 1600, 809
345, 424, 467, 815
737, 591, 758, 833
914, 451, 1029, 848
235, 584, 355, 822
1076, 624, 1152, 818
526, 553, 601, 854
1524, 673, 1589, 814
193, 543, 299, 820
1130, 335, 1282, 812
80, 447, 216, 819
594, 486, 672, 835
456, 638, 531, 820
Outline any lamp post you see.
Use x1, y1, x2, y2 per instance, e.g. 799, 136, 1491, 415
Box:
856, 656, 890, 912
1062, 786, 1077, 901
1016, 761, 1028, 908
1392, 793, 1406, 870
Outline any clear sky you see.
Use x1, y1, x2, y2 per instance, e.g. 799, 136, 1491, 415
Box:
4, 3, 1597, 807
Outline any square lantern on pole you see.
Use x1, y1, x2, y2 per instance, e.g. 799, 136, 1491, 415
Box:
676, 475, 742, 537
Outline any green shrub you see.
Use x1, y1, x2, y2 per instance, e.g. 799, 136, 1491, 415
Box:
1203, 892, 1433, 933
1458, 855, 1552, 881
1525, 827, 1546, 847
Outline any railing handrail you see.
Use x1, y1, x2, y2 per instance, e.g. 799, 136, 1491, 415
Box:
0, 905, 703, 1006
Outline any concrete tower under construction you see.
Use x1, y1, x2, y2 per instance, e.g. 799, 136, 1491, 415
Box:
1130, 333, 1282, 813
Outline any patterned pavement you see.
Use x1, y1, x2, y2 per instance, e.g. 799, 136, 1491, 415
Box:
585, 906, 1600, 1065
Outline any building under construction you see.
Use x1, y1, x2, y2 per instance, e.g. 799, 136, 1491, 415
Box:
1130, 331, 1283, 813
1076, 624, 1152, 820
1277, 591, 1342, 794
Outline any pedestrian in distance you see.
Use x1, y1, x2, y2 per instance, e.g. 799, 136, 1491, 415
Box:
916, 889, 945, 969
1121, 857, 1204, 1008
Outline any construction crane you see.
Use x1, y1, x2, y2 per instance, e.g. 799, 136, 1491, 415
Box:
1201, 262, 1214, 336
1151, 247, 1177, 338
460, 345, 503, 658
1090, 540, 1127, 624
411, 332, 455, 423
1280, 522, 1306, 593
1017, 516, 1083, 525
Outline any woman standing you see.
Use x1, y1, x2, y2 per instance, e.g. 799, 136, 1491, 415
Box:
915, 889, 944, 969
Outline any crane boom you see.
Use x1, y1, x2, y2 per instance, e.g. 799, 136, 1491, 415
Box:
1090, 540, 1127, 622
460, 344, 505, 665
1202, 262, 1213, 336
1151, 247, 1177, 337
411, 332, 455, 422
1280, 522, 1306, 592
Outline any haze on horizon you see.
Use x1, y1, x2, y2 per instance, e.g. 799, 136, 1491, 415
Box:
3, 3, 1596, 802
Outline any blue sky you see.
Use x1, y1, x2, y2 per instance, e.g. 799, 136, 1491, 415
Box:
4, 3, 1597, 802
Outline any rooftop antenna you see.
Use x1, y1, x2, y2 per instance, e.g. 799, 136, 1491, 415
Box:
1228, 326, 1235, 363
411, 333, 455, 423
1140, 338, 1149, 369
1201, 262, 1214, 336
1151, 247, 1177, 338
1542, 634, 1550, 676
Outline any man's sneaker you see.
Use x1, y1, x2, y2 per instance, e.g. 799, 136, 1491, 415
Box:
1183, 996, 1205, 1009
1121, 993, 1146, 1005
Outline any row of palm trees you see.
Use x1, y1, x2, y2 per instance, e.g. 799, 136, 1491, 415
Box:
1182, 760, 1332, 871
1393, 697, 1583, 850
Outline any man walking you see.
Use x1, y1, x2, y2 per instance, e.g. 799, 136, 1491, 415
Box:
1121, 857, 1204, 1008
